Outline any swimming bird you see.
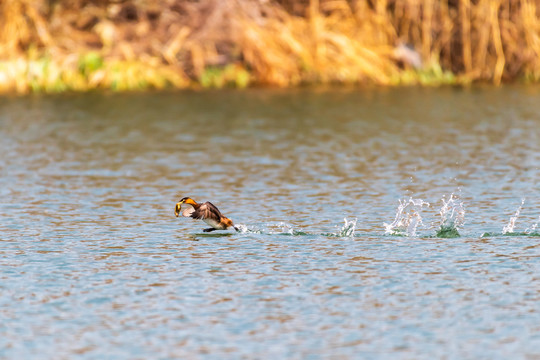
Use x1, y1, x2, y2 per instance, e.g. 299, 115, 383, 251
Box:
175, 197, 239, 232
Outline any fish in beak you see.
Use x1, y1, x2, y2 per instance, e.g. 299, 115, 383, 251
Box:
174, 200, 184, 217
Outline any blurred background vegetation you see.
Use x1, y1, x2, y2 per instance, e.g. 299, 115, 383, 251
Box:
1, 0, 540, 93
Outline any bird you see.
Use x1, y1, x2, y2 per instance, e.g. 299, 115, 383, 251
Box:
175, 196, 239, 232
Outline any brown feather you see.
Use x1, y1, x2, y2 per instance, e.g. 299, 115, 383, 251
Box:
190, 202, 223, 221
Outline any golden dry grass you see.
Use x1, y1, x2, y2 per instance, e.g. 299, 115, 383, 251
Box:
1, 0, 540, 92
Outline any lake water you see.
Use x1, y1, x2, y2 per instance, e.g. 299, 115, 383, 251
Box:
1, 86, 539, 359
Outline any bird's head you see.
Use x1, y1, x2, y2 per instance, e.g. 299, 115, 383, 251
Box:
175, 197, 196, 217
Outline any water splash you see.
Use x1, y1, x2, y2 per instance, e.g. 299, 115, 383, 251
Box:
320, 218, 357, 238
276, 222, 295, 235
267, 222, 308, 236
233, 223, 306, 235
384, 198, 430, 237
238, 220, 358, 237
235, 224, 262, 234
235, 224, 248, 233
502, 199, 525, 234
436, 193, 465, 238
339, 217, 357, 237
526, 216, 540, 234
235, 223, 301, 235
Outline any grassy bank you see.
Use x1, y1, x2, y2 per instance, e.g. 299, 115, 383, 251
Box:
1, 0, 540, 93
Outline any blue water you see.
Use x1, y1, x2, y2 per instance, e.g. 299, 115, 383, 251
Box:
0, 87, 539, 358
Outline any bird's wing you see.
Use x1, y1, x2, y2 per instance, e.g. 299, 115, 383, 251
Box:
190, 202, 222, 221
176, 202, 196, 217
182, 206, 195, 217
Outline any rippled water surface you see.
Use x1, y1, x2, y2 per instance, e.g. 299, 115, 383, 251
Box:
1, 87, 540, 359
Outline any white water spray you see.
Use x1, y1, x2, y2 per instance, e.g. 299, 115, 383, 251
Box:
276, 222, 295, 235
235, 224, 250, 233
338, 217, 357, 237
525, 215, 540, 234
437, 193, 465, 237
502, 199, 525, 234
384, 197, 430, 236
264, 222, 307, 235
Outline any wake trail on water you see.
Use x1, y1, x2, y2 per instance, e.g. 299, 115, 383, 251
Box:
205, 196, 538, 238
234, 218, 357, 238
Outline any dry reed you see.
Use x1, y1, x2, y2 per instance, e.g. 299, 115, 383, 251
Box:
1, 0, 540, 93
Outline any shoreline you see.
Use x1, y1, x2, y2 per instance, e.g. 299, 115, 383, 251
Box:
1, 54, 538, 96
0, 54, 463, 94
1, 1, 540, 94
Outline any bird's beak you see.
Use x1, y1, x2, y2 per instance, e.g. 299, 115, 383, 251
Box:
174, 201, 183, 217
